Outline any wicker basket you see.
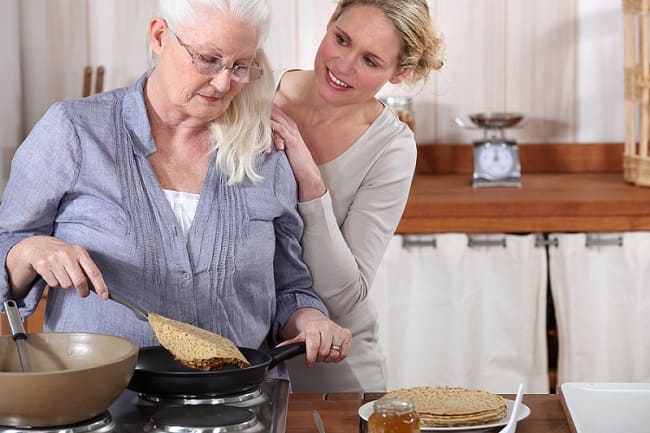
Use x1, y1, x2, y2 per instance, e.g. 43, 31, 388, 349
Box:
623, 0, 650, 185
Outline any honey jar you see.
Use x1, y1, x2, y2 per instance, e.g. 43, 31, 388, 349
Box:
383, 96, 415, 132
368, 397, 421, 433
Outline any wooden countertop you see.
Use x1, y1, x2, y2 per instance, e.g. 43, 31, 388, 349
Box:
396, 143, 650, 233
286, 393, 571, 433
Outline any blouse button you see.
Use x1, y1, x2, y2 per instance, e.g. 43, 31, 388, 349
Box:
182, 272, 191, 280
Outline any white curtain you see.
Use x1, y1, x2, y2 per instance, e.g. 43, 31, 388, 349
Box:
19, 0, 89, 134
371, 234, 549, 394
549, 232, 650, 385
19, 0, 156, 134
0, 0, 22, 194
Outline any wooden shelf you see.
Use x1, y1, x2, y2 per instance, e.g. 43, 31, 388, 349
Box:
398, 143, 650, 233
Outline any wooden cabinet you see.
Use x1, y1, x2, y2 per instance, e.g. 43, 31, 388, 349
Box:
378, 143, 650, 390
399, 144, 650, 234
371, 233, 549, 393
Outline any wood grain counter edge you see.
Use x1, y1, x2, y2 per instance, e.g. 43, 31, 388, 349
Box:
398, 143, 650, 233
286, 393, 571, 433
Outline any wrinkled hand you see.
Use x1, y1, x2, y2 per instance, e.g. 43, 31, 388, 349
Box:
279, 308, 352, 367
271, 105, 326, 201
8, 235, 109, 299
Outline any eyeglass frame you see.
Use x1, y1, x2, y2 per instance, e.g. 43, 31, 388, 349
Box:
172, 31, 264, 83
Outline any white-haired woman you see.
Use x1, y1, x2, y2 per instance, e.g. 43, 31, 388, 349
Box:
0, 0, 351, 369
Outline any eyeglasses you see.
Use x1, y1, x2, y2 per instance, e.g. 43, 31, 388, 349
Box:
173, 32, 264, 83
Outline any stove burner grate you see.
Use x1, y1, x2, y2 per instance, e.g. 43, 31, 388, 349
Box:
138, 387, 263, 407
0, 413, 114, 433
149, 406, 258, 433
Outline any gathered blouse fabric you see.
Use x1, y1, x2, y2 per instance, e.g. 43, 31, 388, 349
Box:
285, 103, 417, 392
0, 74, 326, 356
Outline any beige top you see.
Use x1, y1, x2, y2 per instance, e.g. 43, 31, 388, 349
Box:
284, 101, 417, 392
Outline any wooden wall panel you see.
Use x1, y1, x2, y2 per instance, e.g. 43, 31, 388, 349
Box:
87, 0, 156, 91
14, 0, 627, 147
433, 0, 508, 144
0, 0, 21, 191
295, 1, 335, 69
575, 0, 624, 142
19, 0, 89, 133
263, 1, 622, 146
506, 0, 577, 143
266, 0, 299, 71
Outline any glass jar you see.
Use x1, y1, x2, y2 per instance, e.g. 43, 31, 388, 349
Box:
368, 397, 421, 433
383, 96, 415, 132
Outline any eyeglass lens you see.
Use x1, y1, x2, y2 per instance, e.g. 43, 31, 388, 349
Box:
174, 32, 263, 83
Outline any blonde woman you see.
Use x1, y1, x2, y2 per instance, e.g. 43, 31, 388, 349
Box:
272, 0, 444, 391
0, 0, 351, 371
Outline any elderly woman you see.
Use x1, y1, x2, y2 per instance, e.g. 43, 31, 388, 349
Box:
0, 0, 351, 368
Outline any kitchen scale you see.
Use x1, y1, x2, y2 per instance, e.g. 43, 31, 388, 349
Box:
455, 112, 524, 188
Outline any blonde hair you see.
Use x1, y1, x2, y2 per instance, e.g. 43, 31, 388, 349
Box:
157, 0, 273, 184
332, 0, 444, 85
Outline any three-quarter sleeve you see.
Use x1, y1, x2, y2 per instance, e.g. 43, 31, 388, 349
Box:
0, 103, 81, 311
298, 129, 416, 319
270, 153, 328, 339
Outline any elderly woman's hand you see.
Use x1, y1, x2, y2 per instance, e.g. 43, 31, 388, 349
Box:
279, 308, 352, 367
271, 105, 327, 202
6, 235, 109, 300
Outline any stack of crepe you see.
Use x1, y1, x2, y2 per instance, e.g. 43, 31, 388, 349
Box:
148, 313, 250, 371
381, 386, 507, 427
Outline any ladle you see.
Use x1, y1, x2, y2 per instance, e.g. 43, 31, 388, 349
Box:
3, 300, 32, 372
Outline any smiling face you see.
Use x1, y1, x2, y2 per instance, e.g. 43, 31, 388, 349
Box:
313, 4, 411, 106
148, 8, 259, 125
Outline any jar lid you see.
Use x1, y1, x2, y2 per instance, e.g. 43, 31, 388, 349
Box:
373, 397, 416, 415
382, 96, 413, 110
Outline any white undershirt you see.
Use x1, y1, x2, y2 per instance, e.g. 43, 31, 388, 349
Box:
163, 189, 200, 238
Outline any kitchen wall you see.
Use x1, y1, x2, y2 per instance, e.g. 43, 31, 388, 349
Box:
267, 0, 625, 145
0, 0, 21, 193
12, 0, 625, 158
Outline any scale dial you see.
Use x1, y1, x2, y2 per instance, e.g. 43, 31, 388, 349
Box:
477, 144, 515, 178
472, 140, 521, 187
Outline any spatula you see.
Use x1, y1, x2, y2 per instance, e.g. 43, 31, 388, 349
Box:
88, 285, 249, 369
499, 383, 524, 433
99, 287, 149, 321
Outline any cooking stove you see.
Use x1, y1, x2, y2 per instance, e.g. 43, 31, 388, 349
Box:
0, 379, 289, 433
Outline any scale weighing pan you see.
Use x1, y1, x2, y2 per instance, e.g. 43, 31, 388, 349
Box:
469, 112, 524, 129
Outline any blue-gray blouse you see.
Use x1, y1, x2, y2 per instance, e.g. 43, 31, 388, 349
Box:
0, 74, 326, 350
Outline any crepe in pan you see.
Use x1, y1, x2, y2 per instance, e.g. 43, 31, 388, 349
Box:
148, 313, 250, 371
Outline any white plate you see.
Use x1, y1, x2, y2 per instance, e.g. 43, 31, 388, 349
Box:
560, 382, 650, 433
358, 399, 530, 432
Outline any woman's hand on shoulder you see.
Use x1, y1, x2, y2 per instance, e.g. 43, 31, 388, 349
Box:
7, 235, 109, 300
278, 308, 352, 367
271, 105, 326, 202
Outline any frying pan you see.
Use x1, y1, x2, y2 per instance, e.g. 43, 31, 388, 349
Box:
128, 342, 306, 396
0, 332, 138, 427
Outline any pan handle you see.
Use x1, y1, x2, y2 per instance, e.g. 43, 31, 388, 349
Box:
268, 342, 306, 369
